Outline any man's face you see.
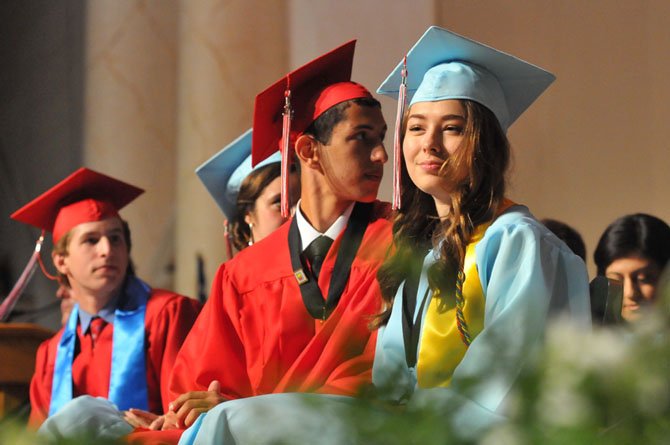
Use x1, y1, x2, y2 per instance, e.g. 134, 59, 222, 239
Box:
316, 103, 388, 203
54, 217, 129, 302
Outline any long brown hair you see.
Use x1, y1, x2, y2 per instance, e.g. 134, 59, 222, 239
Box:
230, 162, 282, 252
375, 99, 510, 327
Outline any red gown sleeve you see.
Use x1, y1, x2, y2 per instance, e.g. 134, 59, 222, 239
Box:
144, 292, 202, 413
167, 264, 251, 403
28, 339, 55, 428
318, 328, 378, 395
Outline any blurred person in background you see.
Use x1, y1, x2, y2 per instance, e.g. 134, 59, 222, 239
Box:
594, 213, 670, 322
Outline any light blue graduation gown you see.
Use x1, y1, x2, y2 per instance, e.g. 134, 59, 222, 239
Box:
372, 205, 591, 437
179, 206, 591, 444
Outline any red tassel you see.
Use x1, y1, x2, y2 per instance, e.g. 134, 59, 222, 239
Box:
37, 233, 59, 281
0, 232, 51, 321
280, 75, 293, 218
392, 57, 408, 210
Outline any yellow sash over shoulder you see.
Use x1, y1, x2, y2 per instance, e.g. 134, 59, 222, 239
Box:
417, 199, 514, 388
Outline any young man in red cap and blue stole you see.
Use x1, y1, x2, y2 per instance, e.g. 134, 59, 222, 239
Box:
10, 168, 201, 435
127, 39, 392, 444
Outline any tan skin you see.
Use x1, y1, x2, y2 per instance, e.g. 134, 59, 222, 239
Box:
132, 103, 388, 431
297, 103, 387, 231
403, 99, 467, 218
244, 171, 300, 242
56, 284, 75, 326
52, 218, 129, 315
605, 256, 662, 321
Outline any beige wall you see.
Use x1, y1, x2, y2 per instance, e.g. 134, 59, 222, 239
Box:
81, 0, 670, 299
436, 1, 670, 273
288, 0, 435, 204
84, 0, 179, 288
83, 0, 288, 298
292, 0, 670, 274
172, 0, 288, 296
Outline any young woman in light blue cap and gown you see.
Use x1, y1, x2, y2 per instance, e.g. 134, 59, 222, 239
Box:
370, 25, 591, 437
175, 26, 591, 444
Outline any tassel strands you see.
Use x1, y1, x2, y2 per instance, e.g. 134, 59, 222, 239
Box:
392, 56, 408, 210
0, 232, 49, 321
280, 75, 293, 218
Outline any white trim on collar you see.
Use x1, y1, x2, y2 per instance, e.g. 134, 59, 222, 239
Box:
295, 200, 355, 252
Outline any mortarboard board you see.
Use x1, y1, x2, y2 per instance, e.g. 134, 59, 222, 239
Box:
252, 39, 373, 217
377, 26, 555, 131
196, 129, 282, 222
377, 25, 556, 209
11, 167, 144, 243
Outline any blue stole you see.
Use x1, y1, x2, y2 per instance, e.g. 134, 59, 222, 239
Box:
49, 276, 150, 416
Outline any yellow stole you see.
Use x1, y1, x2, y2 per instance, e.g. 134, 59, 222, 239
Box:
416, 199, 514, 388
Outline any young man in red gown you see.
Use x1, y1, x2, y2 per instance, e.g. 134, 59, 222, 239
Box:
130, 40, 392, 443
10, 168, 201, 430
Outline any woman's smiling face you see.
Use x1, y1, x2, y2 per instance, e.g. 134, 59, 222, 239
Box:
403, 99, 466, 205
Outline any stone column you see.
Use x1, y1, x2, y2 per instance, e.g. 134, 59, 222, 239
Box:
83, 0, 179, 288
173, 0, 288, 297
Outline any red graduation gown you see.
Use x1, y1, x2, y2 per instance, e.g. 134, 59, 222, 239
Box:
167, 202, 391, 403
28, 289, 201, 428
120, 203, 389, 445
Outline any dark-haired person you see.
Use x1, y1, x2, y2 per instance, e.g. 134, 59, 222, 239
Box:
594, 213, 670, 321
128, 40, 392, 443
370, 26, 591, 438
541, 218, 587, 261
195, 129, 300, 254
9, 168, 201, 430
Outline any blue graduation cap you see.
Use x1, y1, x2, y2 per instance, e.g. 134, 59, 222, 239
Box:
196, 129, 281, 221
377, 26, 556, 131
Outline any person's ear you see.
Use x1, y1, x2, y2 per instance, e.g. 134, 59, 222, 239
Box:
294, 134, 322, 172
52, 251, 69, 275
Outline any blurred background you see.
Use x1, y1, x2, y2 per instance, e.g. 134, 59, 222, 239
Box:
2, 0, 669, 330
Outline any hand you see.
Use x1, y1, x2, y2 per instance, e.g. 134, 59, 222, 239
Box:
169, 380, 226, 428
123, 408, 160, 429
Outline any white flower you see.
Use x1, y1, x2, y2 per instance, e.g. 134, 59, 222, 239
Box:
480, 423, 528, 445
537, 383, 593, 428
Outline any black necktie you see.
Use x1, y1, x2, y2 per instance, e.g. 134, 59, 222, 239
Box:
304, 236, 333, 279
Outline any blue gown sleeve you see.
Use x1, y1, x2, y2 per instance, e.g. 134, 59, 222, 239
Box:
410, 212, 590, 437
178, 393, 355, 445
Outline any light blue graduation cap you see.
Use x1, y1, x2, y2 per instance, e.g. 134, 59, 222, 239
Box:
377, 26, 556, 131
196, 129, 281, 221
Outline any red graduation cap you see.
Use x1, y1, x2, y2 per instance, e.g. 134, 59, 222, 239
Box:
11, 167, 144, 243
252, 39, 373, 217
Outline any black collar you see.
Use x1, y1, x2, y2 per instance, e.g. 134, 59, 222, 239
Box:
288, 202, 373, 320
